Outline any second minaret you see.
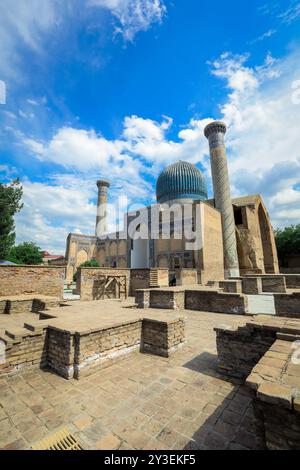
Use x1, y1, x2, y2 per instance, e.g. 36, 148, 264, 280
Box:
96, 180, 110, 238
204, 121, 240, 278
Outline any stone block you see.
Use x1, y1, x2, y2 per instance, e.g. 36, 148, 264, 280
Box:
186, 290, 248, 315
274, 293, 300, 318
261, 276, 286, 293
241, 277, 262, 295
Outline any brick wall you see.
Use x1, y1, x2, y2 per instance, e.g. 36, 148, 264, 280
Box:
215, 325, 276, 379
185, 290, 248, 315
261, 276, 286, 293
0, 266, 65, 298
78, 268, 130, 301
78, 268, 170, 300
274, 293, 300, 318
284, 275, 300, 289
141, 318, 185, 358
0, 298, 61, 315
241, 277, 262, 295
130, 270, 152, 295
0, 315, 186, 380
0, 330, 48, 376
150, 290, 185, 310
176, 269, 198, 286
219, 280, 242, 293
47, 329, 75, 380
74, 321, 142, 379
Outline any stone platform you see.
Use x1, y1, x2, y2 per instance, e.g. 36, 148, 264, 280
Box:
0, 300, 185, 380
0, 309, 258, 451
0, 295, 61, 315
215, 315, 300, 449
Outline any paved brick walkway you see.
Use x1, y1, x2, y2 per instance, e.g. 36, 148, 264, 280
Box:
0, 308, 260, 450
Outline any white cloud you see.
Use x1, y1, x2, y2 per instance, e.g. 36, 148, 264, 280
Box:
9, 45, 300, 252
0, 0, 166, 79
14, 179, 96, 254
89, 0, 166, 41
210, 50, 300, 227
251, 29, 277, 43
23, 114, 213, 184
279, 1, 300, 24
0, 0, 59, 77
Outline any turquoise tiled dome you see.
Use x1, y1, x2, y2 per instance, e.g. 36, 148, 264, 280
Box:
156, 161, 208, 203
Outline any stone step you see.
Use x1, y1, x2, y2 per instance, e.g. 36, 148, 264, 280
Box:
5, 326, 33, 340
0, 332, 13, 343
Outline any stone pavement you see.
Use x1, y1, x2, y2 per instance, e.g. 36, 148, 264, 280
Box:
0, 307, 259, 450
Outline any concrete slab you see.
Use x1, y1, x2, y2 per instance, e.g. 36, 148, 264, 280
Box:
246, 294, 275, 315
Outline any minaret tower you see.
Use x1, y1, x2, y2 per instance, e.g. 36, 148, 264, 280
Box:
95, 180, 110, 237
204, 121, 240, 278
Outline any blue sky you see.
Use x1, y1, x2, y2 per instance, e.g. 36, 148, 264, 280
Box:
0, 0, 300, 253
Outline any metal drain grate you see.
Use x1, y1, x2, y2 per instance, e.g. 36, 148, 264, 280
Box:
31, 428, 86, 450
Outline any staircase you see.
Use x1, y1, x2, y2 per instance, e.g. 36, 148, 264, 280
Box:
149, 269, 159, 288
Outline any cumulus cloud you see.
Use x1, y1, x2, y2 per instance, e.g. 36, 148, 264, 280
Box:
210, 50, 300, 227
89, 0, 166, 41
9, 44, 300, 251
14, 178, 96, 254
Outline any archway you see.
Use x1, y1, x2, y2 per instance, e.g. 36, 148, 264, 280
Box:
76, 249, 88, 267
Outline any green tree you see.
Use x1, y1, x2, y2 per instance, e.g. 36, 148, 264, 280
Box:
8, 242, 43, 265
73, 259, 100, 282
0, 179, 23, 260
275, 224, 300, 265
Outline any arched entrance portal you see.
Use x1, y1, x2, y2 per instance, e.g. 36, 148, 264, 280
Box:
258, 204, 275, 274
77, 249, 88, 267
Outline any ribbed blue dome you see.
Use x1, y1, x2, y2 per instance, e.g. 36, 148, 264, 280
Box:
156, 161, 208, 204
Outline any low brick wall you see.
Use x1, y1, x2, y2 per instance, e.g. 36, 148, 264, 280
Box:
135, 289, 185, 310
246, 339, 300, 450
130, 269, 169, 294
141, 318, 185, 357
150, 290, 185, 310
261, 276, 286, 293
185, 290, 248, 315
74, 321, 142, 379
253, 398, 300, 450
0, 299, 33, 315
0, 330, 48, 376
130, 270, 151, 294
175, 269, 198, 286
78, 268, 170, 300
135, 290, 150, 309
284, 274, 300, 289
78, 268, 130, 301
215, 317, 300, 449
0, 266, 65, 298
0, 297, 61, 315
156, 269, 169, 288
0, 314, 186, 380
219, 280, 242, 293
241, 277, 263, 295
215, 324, 276, 379
47, 329, 75, 380
274, 292, 300, 318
